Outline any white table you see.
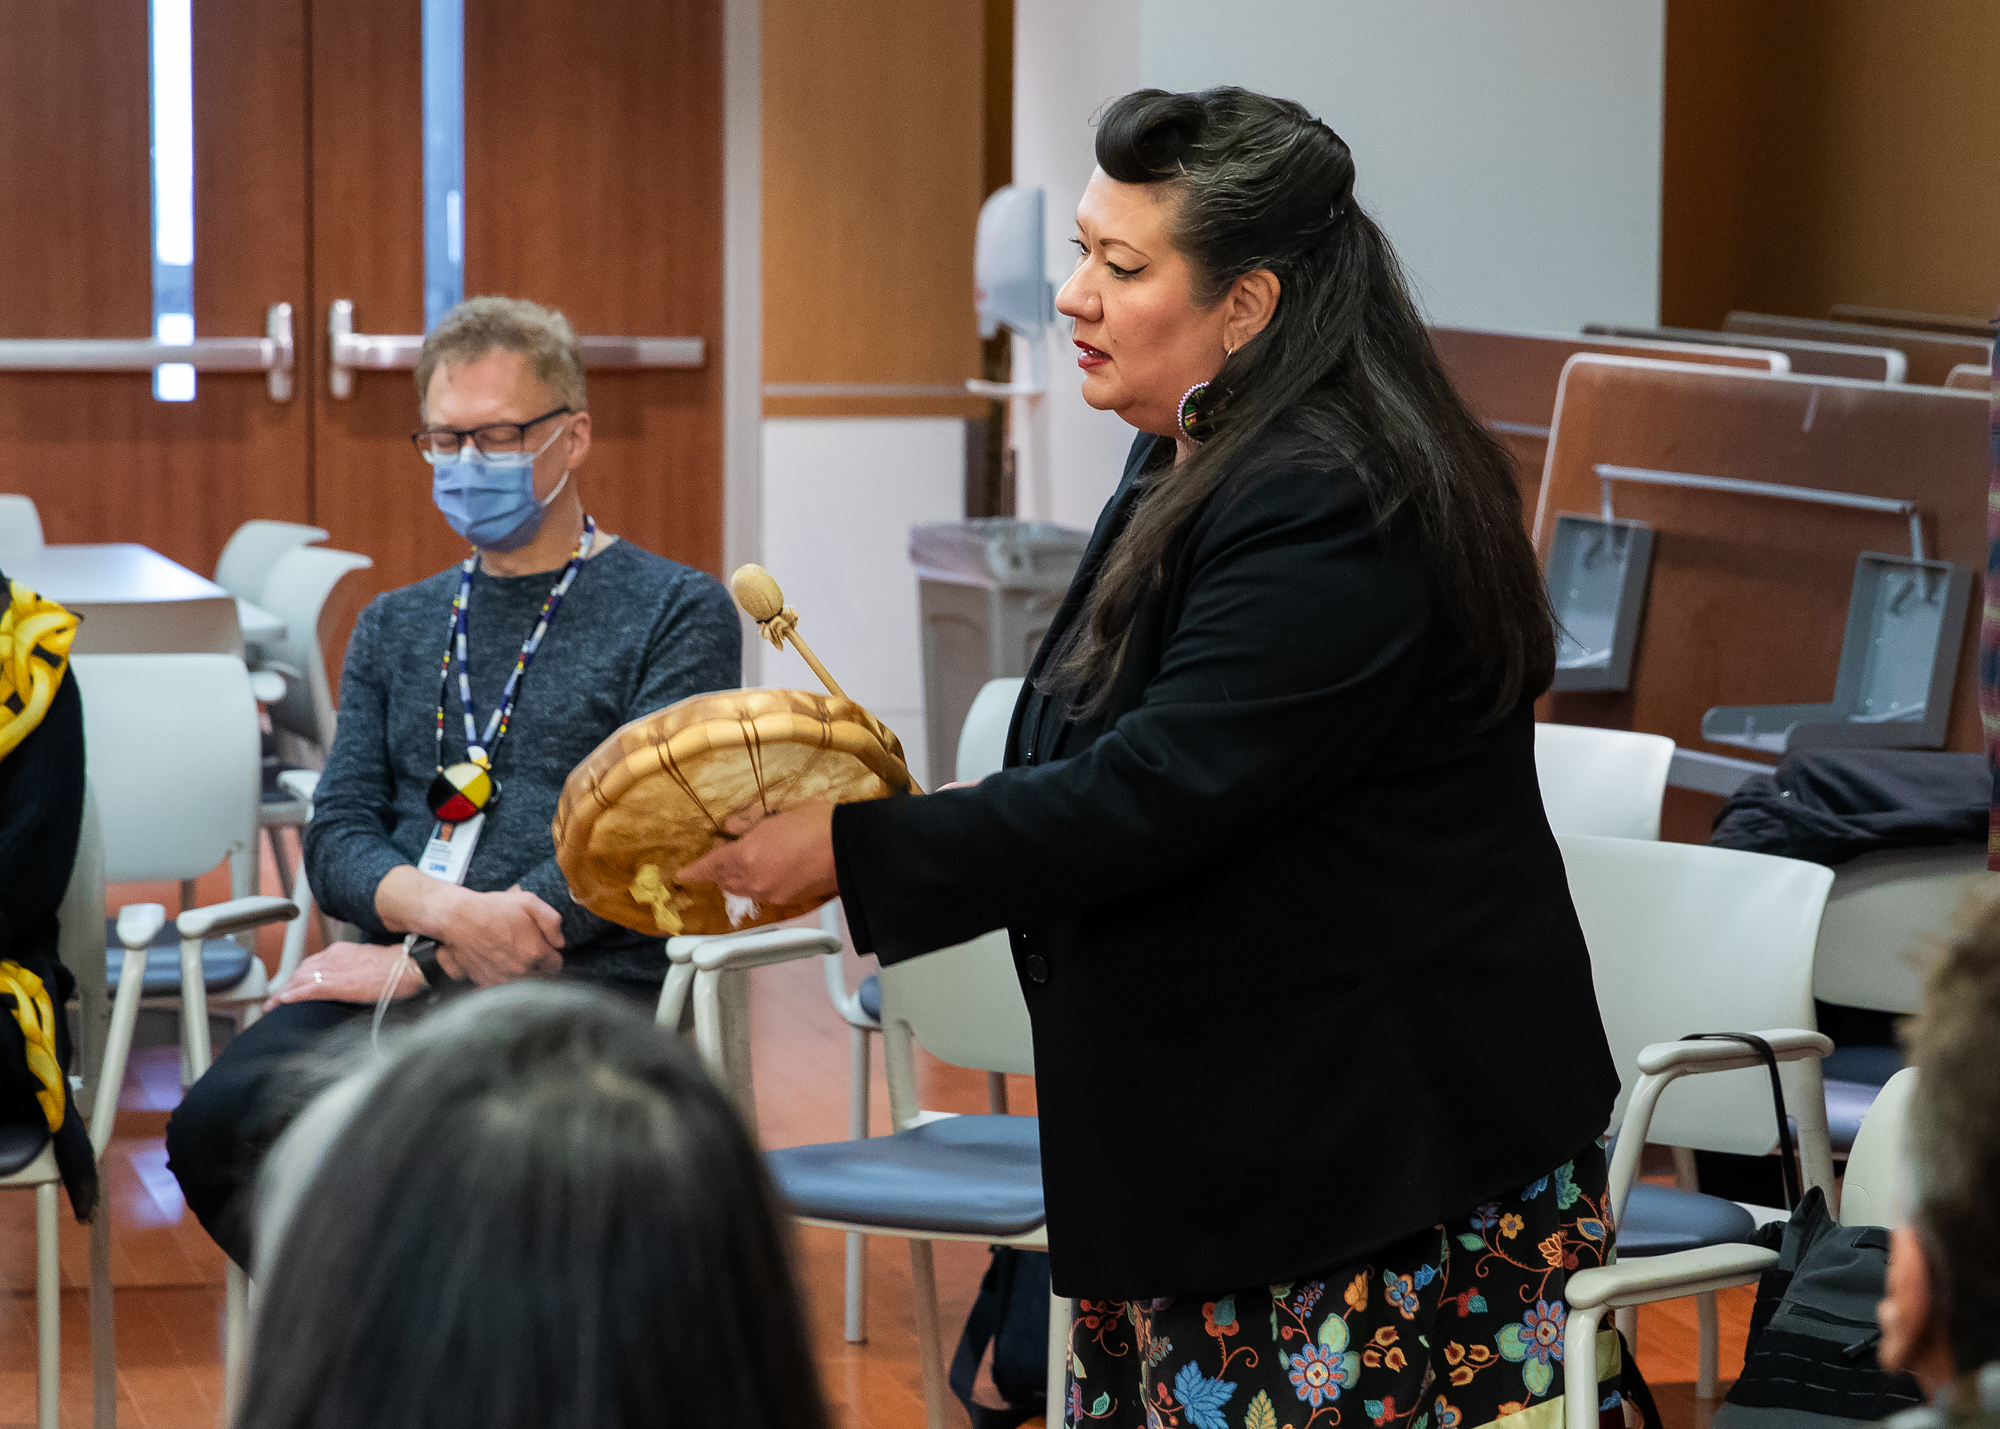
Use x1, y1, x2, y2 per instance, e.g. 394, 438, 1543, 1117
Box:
6, 543, 287, 656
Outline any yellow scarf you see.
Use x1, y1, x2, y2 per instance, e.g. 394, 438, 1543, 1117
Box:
0, 960, 64, 1131
0, 577, 79, 764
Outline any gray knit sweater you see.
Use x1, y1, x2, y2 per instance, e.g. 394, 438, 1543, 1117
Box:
303, 539, 740, 986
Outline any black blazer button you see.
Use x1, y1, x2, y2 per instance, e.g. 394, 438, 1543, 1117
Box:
1025, 954, 1048, 984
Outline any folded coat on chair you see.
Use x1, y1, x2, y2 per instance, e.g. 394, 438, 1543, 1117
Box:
832, 426, 1620, 1299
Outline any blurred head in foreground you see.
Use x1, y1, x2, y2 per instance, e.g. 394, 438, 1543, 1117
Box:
237, 983, 827, 1429
1877, 894, 2000, 1406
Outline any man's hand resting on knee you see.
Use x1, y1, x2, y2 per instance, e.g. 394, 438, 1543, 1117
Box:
374, 866, 567, 987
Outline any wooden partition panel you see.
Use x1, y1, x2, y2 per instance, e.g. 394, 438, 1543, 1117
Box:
1585, 323, 1902, 383
762, 0, 987, 419
1429, 328, 1783, 512
1534, 356, 1988, 840
1829, 305, 1995, 340
1723, 312, 1991, 386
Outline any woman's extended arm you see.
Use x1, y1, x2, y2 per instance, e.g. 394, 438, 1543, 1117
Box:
691, 465, 1439, 960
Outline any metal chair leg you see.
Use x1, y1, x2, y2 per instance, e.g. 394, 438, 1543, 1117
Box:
844, 1024, 870, 1344
1696, 1289, 1719, 1399
224, 1262, 250, 1422
90, 1206, 115, 1429
1614, 1304, 1637, 1352
37, 1180, 60, 1429
1048, 1292, 1072, 1426
910, 1239, 949, 1429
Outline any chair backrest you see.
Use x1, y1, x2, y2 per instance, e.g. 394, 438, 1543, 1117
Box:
69, 654, 261, 891
1840, 1066, 1916, 1229
213, 519, 327, 602
879, 673, 1035, 1085
956, 676, 1023, 783
1533, 723, 1675, 839
1815, 846, 1995, 1014
256, 545, 374, 748
1945, 362, 1990, 392
59, 787, 110, 1114
1560, 834, 1833, 1154
0, 493, 44, 557
878, 931, 1035, 1080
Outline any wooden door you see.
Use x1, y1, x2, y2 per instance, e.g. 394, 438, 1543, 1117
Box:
309, 0, 726, 611
0, 0, 311, 575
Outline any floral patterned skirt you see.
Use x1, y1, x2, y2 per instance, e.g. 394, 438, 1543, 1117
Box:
1065, 1142, 1619, 1429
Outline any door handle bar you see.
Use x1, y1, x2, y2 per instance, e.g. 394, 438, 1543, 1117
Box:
0, 304, 296, 401
328, 299, 704, 399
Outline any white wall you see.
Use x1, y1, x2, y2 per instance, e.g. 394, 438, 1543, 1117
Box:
1139, 0, 1665, 333
1012, 0, 1666, 530
1011, 0, 1150, 532
758, 417, 965, 781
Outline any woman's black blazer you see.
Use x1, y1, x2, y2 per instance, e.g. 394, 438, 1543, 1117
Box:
833, 428, 1619, 1299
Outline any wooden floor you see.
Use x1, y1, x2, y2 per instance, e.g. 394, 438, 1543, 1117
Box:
2, 863, 1745, 1428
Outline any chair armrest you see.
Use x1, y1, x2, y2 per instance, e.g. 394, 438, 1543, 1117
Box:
1565, 1244, 1776, 1310
178, 896, 299, 942
276, 768, 319, 805
688, 928, 842, 973
1636, 1030, 1832, 1076
115, 903, 167, 950
91, 940, 151, 1161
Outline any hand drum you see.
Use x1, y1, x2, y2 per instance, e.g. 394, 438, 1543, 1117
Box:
552, 687, 913, 937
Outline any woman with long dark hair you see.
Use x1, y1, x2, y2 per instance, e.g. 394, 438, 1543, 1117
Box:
686, 87, 1620, 1429
236, 984, 828, 1429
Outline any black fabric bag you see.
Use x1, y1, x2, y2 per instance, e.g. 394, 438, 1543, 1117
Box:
1709, 750, 1986, 867
950, 1246, 1050, 1429
1714, 1187, 1924, 1429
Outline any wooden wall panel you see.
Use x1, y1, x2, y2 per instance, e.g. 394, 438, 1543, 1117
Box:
467, 0, 724, 577
762, 0, 988, 419
1534, 356, 1989, 838
1663, 0, 2000, 330
1429, 328, 1784, 513
0, 0, 310, 575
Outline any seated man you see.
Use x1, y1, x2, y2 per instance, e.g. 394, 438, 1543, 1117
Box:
167, 295, 740, 1266
1877, 894, 2000, 1425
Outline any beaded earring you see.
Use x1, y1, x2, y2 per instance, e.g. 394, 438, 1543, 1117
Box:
1176, 379, 1231, 443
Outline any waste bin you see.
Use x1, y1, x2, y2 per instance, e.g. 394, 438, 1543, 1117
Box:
911, 518, 1088, 790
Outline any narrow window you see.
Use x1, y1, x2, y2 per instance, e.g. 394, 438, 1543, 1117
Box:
150, 0, 195, 401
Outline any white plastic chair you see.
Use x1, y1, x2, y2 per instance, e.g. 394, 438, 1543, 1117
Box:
670, 922, 1060, 1429
1813, 846, 1995, 1149
69, 654, 290, 1075
817, 674, 1024, 1342
7, 786, 293, 1429
251, 546, 374, 938
7, 792, 145, 1429
1559, 834, 1837, 1401
1533, 723, 1675, 839
1559, 1066, 1917, 1429
0, 493, 45, 558
212, 520, 326, 606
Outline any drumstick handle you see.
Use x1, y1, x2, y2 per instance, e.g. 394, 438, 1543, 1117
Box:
782, 629, 848, 704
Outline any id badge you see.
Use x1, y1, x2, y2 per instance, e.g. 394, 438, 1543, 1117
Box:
418, 813, 484, 886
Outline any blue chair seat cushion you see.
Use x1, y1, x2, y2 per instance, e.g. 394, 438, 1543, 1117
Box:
0, 1119, 49, 1177
768, 1113, 1043, 1237
1617, 1181, 1760, 1256
857, 972, 881, 1021
1825, 1079, 1882, 1155
103, 919, 256, 995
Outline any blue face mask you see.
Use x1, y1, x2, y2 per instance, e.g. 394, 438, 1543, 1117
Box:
426, 421, 568, 552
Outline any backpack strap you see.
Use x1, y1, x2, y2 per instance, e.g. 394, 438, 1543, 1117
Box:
950, 1248, 1043, 1429
1681, 1032, 1803, 1208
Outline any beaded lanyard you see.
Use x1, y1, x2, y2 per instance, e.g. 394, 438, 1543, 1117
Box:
425, 516, 595, 822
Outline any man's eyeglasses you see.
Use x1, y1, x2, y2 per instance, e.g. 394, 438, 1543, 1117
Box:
411, 406, 571, 458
